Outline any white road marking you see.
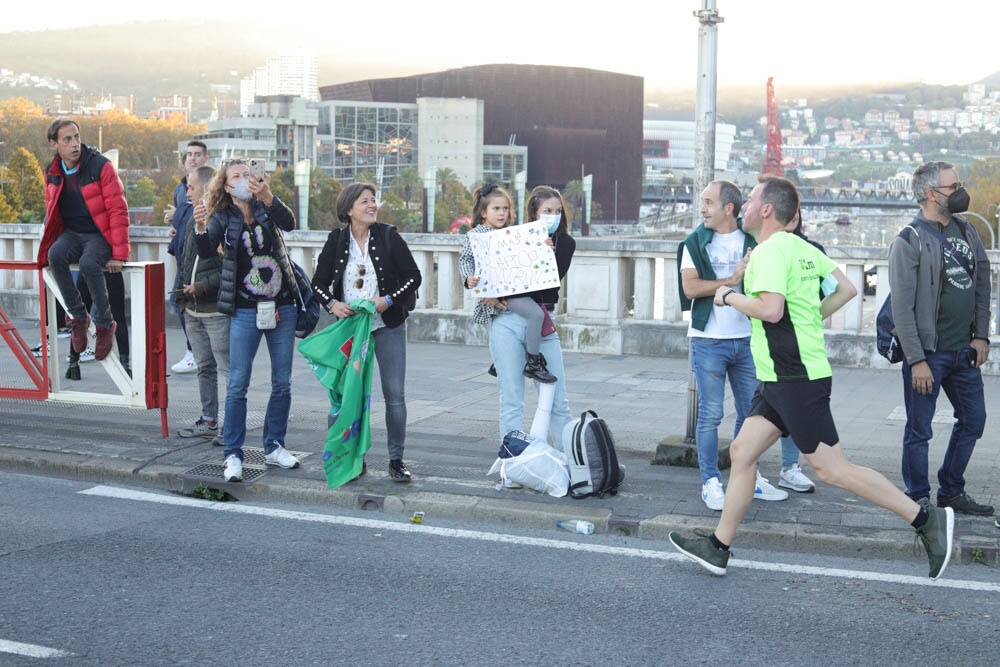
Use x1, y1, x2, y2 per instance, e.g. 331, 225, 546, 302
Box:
79, 485, 1000, 593
0, 639, 74, 658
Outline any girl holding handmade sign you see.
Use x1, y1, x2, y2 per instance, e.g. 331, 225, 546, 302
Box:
460, 183, 556, 384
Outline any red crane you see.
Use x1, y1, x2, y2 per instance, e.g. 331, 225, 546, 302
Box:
763, 76, 783, 176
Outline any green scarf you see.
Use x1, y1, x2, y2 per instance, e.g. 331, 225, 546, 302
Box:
297, 299, 376, 489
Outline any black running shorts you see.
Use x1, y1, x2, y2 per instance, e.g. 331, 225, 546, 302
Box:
748, 377, 839, 454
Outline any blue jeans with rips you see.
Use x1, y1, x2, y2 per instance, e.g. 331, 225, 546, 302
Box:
490, 310, 572, 450
222, 304, 296, 461
690, 336, 800, 484
901, 347, 986, 502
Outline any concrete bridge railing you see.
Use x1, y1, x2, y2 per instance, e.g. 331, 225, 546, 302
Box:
3, 224, 1000, 372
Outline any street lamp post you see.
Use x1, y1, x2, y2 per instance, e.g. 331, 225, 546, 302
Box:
684, 0, 724, 444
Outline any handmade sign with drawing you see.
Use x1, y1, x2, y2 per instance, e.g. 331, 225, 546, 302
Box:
467, 221, 561, 298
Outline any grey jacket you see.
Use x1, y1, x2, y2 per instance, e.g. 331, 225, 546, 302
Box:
887, 214, 991, 365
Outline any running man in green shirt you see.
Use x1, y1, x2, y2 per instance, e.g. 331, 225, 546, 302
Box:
670, 176, 955, 580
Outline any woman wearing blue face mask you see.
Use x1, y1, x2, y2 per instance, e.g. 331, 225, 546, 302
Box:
193, 158, 301, 483
476, 185, 576, 450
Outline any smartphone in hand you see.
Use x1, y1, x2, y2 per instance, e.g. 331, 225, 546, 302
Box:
249, 159, 266, 182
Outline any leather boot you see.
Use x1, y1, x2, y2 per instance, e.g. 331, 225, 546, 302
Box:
523, 353, 557, 384
94, 321, 117, 361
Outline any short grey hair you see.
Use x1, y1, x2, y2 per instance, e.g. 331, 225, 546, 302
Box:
712, 180, 742, 219
912, 161, 952, 204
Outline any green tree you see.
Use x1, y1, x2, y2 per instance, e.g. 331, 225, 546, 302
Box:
562, 179, 585, 225
0, 191, 17, 223
269, 167, 296, 207
436, 168, 460, 199
376, 191, 408, 227
5, 146, 45, 219
392, 167, 422, 208
968, 158, 1000, 246
433, 181, 472, 233
127, 176, 159, 207
308, 168, 342, 230
154, 177, 180, 226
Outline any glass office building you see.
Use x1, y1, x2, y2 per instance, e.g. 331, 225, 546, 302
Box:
316, 101, 417, 185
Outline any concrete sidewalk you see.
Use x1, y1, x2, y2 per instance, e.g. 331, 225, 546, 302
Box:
1, 321, 999, 567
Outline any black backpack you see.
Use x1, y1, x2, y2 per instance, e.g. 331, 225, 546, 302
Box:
876, 295, 903, 363
561, 410, 625, 499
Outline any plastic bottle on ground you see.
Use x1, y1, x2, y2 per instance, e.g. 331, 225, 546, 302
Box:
556, 519, 595, 535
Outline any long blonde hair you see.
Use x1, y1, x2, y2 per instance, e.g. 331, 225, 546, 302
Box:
204, 159, 246, 218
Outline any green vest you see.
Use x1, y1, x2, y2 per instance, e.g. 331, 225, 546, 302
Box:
677, 221, 756, 331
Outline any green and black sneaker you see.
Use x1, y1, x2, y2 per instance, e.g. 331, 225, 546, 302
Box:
916, 506, 954, 580
669, 531, 730, 575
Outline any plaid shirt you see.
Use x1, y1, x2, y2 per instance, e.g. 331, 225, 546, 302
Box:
459, 225, 500, 325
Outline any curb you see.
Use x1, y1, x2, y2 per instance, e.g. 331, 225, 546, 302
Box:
4, 448, 997, 570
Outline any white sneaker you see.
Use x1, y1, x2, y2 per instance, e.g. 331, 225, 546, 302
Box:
779, 464, 816, 493
171, 350, 196, 374
701, 477, 725, 510
264, 444, 300, 469
66, 347, 95, 363
223, 454, 243, 482
754, 472, 789, 501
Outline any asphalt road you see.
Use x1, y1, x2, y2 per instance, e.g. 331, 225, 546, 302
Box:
1, 471, 998, 666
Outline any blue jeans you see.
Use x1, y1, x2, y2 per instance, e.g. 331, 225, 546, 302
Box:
490, 310, 572, 449
373, 323, 408, 461
901, 347, 986, 502
690, 337, 800, 483
222, 304, 297, 460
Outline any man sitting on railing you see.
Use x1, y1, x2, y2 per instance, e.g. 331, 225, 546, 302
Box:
36, 119, 130, 362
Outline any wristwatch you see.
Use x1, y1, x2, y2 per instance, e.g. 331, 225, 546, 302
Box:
722, 288, 736, 306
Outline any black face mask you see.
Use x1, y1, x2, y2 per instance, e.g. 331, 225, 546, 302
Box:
942, 187, 971, 215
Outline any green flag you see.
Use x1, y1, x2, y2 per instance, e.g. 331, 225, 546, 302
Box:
297, 299, 376, 489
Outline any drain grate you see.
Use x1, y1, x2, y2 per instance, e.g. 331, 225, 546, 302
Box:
181, 462, 268, 485
177, 447, 311, 488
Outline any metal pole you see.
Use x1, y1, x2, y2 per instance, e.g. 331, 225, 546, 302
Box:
692, 0, 722, 230
685, 0, 724, 444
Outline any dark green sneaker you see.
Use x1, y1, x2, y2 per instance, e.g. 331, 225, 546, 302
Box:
669, 531, 729, 575
916, 506, 954, 580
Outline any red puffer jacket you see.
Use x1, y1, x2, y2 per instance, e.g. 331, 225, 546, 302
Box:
37, 144, 130, 267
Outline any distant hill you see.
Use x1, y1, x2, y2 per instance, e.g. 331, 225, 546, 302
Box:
0, 20, 432, 108
1, 21, 994, 120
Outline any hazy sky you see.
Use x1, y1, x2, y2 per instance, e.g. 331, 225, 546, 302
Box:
6, 1, 999, 89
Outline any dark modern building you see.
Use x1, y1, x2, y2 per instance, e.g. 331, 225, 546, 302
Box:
320, 64, 643, 223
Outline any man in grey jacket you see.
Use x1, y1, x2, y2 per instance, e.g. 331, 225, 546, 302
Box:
888, 161, 992, 516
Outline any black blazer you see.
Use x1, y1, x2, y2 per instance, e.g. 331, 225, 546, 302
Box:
311, 223, 421, 328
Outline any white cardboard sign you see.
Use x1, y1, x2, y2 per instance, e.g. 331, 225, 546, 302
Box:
467, 221, 561, 298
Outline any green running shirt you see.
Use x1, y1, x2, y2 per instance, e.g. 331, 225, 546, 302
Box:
744, 232, 838, 382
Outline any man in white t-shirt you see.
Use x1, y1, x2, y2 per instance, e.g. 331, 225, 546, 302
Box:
678, 180, 814, 510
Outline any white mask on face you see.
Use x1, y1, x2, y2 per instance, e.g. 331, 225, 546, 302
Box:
230, 178, 253, 202
537, 213, 561, 234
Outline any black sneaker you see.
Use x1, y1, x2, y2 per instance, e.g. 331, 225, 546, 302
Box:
389, 459, 411, 483
487, 363, 497, 377
668, 531, 729, 575
916, 506, 954, 580
938, 492, 994, 516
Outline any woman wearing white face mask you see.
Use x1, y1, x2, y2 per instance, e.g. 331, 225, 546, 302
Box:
193, 158, 301, 483
460, 184, 556, 383
476, 185, 576, 450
